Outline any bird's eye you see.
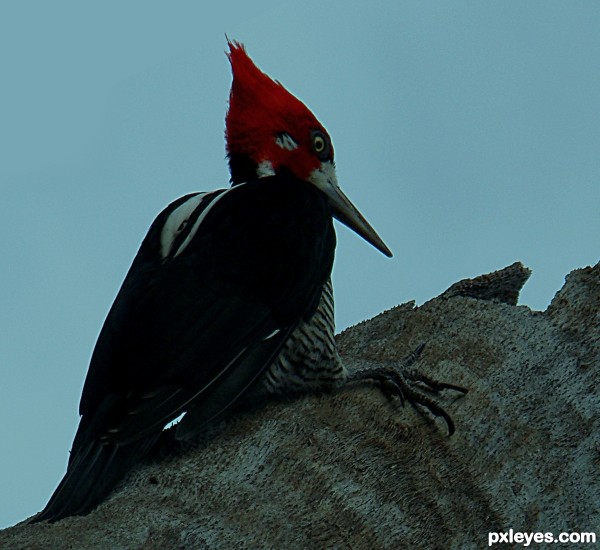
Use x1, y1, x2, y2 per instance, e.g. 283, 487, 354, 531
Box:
313, 135, 326, 153
311, 130, 331, 160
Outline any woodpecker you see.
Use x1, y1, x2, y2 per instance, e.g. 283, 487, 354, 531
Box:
33, 42, 463, 523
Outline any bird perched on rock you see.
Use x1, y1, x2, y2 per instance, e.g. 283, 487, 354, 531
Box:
33, 41, 464, 523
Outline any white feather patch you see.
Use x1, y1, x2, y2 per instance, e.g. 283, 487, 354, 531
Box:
256, 160, 275, 178
275, 133, 298, 151
173, 183, 249, 258
262, 329, 281, 341
160, 193, 208, 259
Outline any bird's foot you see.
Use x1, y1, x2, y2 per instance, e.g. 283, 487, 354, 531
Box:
347, 343, 467, 435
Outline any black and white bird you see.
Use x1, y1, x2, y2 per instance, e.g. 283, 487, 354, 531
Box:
33, 42, 462, 523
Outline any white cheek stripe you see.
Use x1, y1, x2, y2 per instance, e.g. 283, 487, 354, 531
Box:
160, 193, 208, 259
173, 183, 249, 258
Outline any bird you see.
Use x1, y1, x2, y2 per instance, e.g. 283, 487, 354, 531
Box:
32, 41, 463, 523
31, 40, 389, 522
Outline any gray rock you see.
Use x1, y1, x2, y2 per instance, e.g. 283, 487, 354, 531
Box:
2, 262, 598, 549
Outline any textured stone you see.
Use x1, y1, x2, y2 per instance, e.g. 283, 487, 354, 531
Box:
2, 262, 598, 549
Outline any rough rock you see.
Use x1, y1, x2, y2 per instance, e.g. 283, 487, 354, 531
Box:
2, 262, 598, 549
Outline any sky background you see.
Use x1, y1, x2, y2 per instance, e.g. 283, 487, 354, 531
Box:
1, 1, 599, 528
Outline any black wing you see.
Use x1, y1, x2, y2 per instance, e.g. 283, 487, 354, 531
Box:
34, 175, 335, 521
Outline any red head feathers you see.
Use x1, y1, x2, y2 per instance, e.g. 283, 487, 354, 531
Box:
224, 40, 392, 258
225, 40, 333, 182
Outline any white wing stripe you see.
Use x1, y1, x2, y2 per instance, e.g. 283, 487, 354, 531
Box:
174, 183, 248, 258
160, 193, 208, 259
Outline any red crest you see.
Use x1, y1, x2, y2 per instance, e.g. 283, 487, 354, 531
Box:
225, 41, 331, 180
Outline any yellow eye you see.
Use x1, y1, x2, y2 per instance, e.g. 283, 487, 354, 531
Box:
311, 130, 330, 159
313, 134, 326, 153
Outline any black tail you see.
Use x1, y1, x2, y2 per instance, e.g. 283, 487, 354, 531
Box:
31, 433, 159, 523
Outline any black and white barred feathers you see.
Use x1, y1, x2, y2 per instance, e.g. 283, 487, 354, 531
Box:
261, 278, 346, 394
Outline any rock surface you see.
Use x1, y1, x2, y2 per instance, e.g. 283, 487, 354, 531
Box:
2, 262, 598, 549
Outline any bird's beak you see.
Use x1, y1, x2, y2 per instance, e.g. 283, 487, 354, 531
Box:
309, 163, 393, 258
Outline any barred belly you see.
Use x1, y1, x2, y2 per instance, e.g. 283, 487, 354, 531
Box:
260, 279, 347, 394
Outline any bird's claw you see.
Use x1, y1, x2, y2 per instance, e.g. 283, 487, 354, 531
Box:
348, 343, 467, 436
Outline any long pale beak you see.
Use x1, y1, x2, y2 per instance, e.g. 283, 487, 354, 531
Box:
309, 163, 393, 258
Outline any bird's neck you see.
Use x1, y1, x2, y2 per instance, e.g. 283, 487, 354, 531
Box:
228, 153, 259, 186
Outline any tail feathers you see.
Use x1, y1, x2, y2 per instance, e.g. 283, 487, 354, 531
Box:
31, 434, 159, 523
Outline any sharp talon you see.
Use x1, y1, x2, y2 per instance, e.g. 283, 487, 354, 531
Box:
347, 343, 466, 435
444, 414, 455, 436
440, 383, 468, 394
413, 397, 457, 436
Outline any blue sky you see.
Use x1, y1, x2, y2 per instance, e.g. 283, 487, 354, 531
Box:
1, 1, 599, 527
